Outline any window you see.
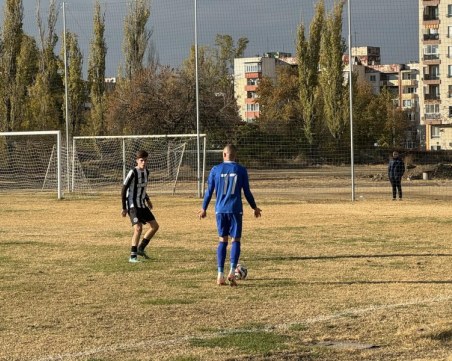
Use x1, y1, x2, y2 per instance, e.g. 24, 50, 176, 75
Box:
448, 4, 452, 16
424, 45, 439, 55
431, 126, 441, 138
449, 106, 452, 117
244, 62, 262, 73
403, 87, 416, 94
403, 100, 412, 108
402, 72, 415, 80
448, 65, 452, 77
369, 75, 376, 82
246, 103, 259, 112
425, 104, 440, 113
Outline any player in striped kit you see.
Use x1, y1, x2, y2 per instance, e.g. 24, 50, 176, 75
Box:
121, 150, 159, 263
199, 144, 261, 286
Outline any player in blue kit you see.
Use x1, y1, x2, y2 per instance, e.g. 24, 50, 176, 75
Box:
199, 144, 262, 286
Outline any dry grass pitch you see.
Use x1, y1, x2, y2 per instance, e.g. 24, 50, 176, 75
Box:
0, 186, 451, 361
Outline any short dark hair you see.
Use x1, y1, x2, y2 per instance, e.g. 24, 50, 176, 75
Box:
136, 150, 148, 159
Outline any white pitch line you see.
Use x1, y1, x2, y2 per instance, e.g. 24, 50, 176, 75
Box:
34, 294, 452, 361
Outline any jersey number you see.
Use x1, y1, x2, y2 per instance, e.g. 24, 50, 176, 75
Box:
221, 173, 237, 195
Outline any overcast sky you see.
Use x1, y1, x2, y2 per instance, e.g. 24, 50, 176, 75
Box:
0, 0, 419, 77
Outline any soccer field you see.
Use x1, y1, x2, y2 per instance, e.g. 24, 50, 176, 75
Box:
0, 191, 451, 361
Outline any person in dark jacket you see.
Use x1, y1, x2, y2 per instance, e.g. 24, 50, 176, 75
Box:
388, 151, 405, 200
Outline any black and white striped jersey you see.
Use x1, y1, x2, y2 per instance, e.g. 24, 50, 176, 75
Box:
121, 167, 150, 210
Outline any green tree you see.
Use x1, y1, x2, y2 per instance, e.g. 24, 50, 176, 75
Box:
105, 65, 193, 135
319, 0, 347, 141
122, 0, 151, 79
180, 44, 241, 146
60, 32, 85, 136
86, 0, 107, 135
257, 66, 300, 132
214, 34, 249, 75
28, 0, 63, 130
0, 0, 24, 131
297, 0, 324, 146
15, 34, 39, 130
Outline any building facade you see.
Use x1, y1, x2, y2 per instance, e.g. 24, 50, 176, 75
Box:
419, 0, 452, 150
234, 52, 295, 122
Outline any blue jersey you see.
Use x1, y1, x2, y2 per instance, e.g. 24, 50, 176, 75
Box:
202, 161, 257, 214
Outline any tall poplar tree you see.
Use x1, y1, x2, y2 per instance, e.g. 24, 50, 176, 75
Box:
87, 0, 107, 135
15, 34, 39, 129
28, 0, 63, 130
319, 0, 347, 141
122, 0, 151, 79
61, 32, 85, 135
0, 0, 24, 131
297, 0, 324, 146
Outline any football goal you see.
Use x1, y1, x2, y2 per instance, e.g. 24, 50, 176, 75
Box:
0, 131, 63, 199
71, 134, 207, 195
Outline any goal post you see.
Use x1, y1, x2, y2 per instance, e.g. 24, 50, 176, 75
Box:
72, 134, 207, 194
0, 131, 62, 199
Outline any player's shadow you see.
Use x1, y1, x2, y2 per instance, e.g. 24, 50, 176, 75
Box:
256, 253, 452, 261
247, 279, 452, 286
248, 253, 452, 286
297, 280, 452, 285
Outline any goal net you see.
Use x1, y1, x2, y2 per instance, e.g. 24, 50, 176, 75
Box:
0, 131, 63, 199
71, 134, 206, 194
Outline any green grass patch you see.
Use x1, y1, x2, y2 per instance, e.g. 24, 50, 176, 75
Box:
190, 330, 288, 354
168, 356, 200, 361
289, 323, 308, 331
143, 298, 196, 305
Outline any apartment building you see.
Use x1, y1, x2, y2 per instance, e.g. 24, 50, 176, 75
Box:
419, 0, 452, 150
234, 52, 295, 122
235, 47, 421, 148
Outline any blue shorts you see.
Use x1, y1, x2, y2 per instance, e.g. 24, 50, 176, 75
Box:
216, 213, 243, 238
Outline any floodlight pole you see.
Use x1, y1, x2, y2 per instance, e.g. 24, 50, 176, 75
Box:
194, 0, 202, 198
348, 0, 355, 201
63, 2, 70, 192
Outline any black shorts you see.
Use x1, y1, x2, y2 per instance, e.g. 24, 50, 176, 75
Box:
128, 207, 155, 226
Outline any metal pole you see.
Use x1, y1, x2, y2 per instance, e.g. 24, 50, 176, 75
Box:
348, 0, 355, 201
194, 0, 201, 198
57, 131, 62, 199
63, 2, 70, 192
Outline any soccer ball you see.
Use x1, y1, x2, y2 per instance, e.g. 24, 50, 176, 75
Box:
235, 264, 248, 280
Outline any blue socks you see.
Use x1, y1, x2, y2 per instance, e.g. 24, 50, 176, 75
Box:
217, 241, 241, 275
217, 242, 228, 273
230, 241, 241, 271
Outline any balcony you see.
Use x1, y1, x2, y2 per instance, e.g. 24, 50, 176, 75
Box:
423, 33, 440, 45
423, 17, 440, 28
422, 54, 441, 65
423, 113, 442, 125
401, 79, 418, 86
245, 84, 258, 92
423, 74, 441, 84
424, 94, 441, 102
402, 93, 417, 100
245, 111, 260, 119
380, 80, 398, 87
245, 72, 261, 79
422, 0, 439, 5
